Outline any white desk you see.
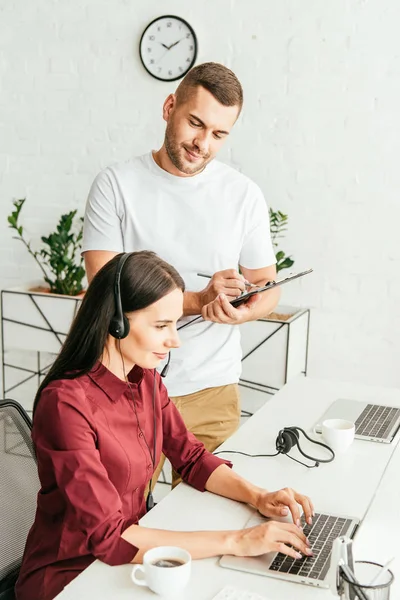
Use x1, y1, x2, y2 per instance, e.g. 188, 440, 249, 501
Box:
56, 377, 400, 600
352, 433, 400, 598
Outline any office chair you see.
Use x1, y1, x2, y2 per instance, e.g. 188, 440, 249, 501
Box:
0, 400, 39, 600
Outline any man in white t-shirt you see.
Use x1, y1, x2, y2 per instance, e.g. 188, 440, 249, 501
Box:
82, 62, 280, 487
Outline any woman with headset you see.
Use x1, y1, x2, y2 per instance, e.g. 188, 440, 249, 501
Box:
16, 251, 314, 600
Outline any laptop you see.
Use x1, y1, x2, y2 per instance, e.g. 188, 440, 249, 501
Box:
220, 511, 359, 589
315, 398, 400, 443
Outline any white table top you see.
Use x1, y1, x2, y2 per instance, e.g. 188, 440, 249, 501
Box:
56, 376, 400, 600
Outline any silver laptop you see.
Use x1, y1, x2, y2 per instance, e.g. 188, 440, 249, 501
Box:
315, 398, 400, 443
220, 511, 359, 589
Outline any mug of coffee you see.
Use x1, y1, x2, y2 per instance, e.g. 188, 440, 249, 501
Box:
315, 418, 355, 454
131, 546, 191, 597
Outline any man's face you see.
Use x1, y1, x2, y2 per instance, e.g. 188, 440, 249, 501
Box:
163, 86, 240, 175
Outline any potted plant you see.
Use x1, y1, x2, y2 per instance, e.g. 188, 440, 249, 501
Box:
239, 208, 310, 393
1, 199, 86, 397
7, 198, 85, 296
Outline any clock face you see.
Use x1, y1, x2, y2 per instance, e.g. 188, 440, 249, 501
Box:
139, 16, 198, 82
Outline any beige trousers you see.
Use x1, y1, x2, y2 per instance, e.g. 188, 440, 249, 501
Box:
152, 383, 241, 489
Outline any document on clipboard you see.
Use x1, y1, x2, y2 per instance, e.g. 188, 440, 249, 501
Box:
230, 268, 313, 307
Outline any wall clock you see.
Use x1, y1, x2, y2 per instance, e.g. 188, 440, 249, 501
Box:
139, 15, 198, 82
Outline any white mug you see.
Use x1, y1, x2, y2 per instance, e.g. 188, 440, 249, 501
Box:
315, 418, 355, 453
131, 546, 191, 597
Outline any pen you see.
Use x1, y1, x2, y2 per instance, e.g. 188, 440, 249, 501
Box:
339, 565, 370, 600
369, 557, 394, 586
196, 273, 258, 288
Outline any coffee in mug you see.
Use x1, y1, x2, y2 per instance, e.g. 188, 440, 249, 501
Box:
132, 546, 191, 597
151, 558, 186, 568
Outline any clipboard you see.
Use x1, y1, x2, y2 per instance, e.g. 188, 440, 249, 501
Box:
230, 268, 313, 307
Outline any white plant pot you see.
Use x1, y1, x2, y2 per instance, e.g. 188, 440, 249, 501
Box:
1, 284, 83, 354
240, 305, 310, 392
1, 283, 84, 400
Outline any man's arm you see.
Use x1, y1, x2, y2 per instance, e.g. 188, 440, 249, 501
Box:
183, 268, 249, 316
201, 263, 280, 324
84, 250, 119, 284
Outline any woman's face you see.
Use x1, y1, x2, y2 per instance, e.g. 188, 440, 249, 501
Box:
120, 288, 183, 369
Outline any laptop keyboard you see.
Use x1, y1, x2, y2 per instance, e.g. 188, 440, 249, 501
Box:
268, 513, 354, 581
355, 404, 400, 439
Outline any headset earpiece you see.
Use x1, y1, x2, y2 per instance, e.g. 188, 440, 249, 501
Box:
275, 426, 334, 468
276, 427, 299, 454
109, 253, 132, 339
109, 314, 130, 339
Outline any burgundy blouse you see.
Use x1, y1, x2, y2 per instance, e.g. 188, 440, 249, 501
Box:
15, 363, 231, 600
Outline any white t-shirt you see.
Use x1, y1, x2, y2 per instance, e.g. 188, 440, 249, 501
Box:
83, 152, 275, 396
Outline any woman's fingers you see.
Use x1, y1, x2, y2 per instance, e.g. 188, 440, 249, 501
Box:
266, 524, 312, 559
296, 493, 314, 525
271, 489, 301, 526
274, 488, 314, 527
237, 520, 313, 559
274, 542, 304, 561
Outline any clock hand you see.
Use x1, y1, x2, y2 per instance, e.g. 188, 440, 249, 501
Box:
156, 37, 185, 64
156, 48, 170, 64
169, 37, 185, 49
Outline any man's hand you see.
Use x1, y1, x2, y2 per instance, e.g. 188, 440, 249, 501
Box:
255, 487, 315, 528
201, 292, 260, 324
199, 269, 247, 307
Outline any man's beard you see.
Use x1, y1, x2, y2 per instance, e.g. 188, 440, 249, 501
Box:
164, 121, 211, 175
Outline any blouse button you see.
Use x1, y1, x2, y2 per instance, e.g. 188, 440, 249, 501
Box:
139, 432, 143, 438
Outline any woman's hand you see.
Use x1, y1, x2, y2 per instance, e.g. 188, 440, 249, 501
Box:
256, 487, 315, 528
232, 520, 313, 560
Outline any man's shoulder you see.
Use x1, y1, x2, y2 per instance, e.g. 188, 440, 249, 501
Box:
212, 160, 263, 197
102, 154, 149, 179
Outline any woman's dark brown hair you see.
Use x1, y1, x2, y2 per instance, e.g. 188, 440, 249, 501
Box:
33, 251, 185, 414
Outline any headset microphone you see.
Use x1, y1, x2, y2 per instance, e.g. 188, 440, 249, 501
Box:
160, 352, 171, 378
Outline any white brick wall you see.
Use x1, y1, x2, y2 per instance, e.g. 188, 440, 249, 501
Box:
1, 0, 399, 387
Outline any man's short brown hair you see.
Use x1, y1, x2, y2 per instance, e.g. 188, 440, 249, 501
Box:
175, 62, 243, 112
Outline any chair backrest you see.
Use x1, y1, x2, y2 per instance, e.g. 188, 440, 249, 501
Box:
0, 400, 39, 597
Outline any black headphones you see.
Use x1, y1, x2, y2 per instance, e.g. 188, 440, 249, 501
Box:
109, 252, 171, 378
109, 253, 131, 340
275, 426, 335, 468
215, 425, 335, 468
109, 252, 170, 512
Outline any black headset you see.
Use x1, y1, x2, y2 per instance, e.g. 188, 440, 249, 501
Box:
215, 425, 335, 468
109, 252, 171, 378
109, 253, 131, 340
109, 252, 172, 512
275, 426, 335, 468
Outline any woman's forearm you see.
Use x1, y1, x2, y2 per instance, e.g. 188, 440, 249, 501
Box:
121, 523, 236, 562
205, 464, 264, 507
121, 466, 261, 562
121, 466, 312, 564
